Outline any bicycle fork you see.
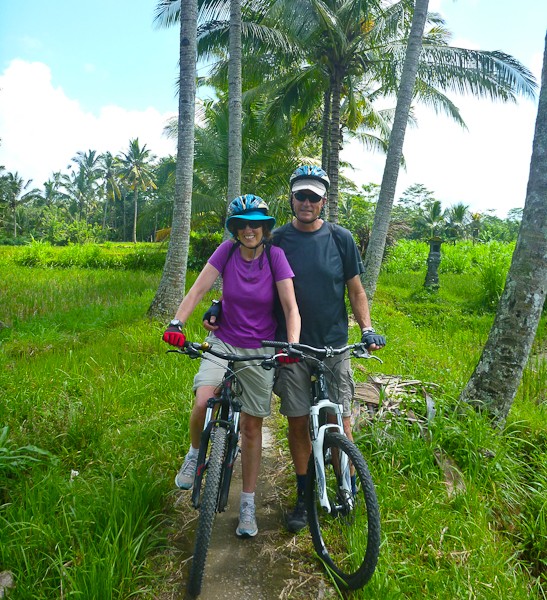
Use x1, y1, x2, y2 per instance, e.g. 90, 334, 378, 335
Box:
310, 399, 354, 514
192, 396, 241, 510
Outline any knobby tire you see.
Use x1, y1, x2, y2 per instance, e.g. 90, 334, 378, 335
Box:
186, 426, 227, 598
306, 431, 380, 590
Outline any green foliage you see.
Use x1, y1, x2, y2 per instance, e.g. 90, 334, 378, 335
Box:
187, 230, 223, 271
382, 240, 514, 313
0, 426, 57, 483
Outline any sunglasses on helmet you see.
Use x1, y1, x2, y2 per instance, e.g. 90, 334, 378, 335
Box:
293, 191, 324, 203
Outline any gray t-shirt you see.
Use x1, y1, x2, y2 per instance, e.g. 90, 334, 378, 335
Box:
272, 221, 364, 347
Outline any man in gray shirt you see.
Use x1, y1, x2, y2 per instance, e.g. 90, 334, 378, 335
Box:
272, 165, 385, 532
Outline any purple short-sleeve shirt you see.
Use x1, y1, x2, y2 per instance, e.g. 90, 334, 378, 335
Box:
208, 240, 294, 348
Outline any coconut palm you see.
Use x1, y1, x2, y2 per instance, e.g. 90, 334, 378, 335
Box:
99, 152, 122, 231
149, 0, 198, 318
445, 202, 471, 242
162, 97, 306, 227
194, 0, 536, 226
414, 199, 444, 238
460, 34, 547, 425
66, 150, 102, 221
118, 139, 157, 243
1, 172, 40, 237
227, 0, 243, 204
363, 0, 429, 297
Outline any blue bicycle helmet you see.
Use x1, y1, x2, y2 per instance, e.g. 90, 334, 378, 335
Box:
289, 165, 330, 196
225, 194, 276, 233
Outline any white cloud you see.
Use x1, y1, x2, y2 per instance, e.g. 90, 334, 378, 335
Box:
342, 93, 537, 218
0, 60, 176, 186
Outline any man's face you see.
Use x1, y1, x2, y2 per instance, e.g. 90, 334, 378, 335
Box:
292, 189, 326, 223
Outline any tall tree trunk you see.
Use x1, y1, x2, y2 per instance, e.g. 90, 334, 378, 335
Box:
132, 188, 138, 243
148, 0, 198, 319
321, 88, 331, 172
460, 32, 547, 426
327, 70, 343, 223
362, 0, 429, 300
227, 0, 242, 205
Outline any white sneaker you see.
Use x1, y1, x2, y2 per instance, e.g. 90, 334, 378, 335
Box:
236, 501, 258, 538
175, 454, 198, 490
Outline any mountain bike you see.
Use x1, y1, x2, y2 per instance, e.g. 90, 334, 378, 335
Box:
265, 340, 382, 590
170, 341, 277, 598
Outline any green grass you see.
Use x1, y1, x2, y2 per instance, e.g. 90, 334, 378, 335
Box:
0, 242, 546, 599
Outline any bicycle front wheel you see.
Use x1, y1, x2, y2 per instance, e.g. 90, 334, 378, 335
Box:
306, 431, 380, 590
187, 426, 227, 598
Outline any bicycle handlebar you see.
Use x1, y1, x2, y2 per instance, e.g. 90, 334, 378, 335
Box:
168, 340, 383, 365
261, 340, 383, 363
169, 341, 277, 365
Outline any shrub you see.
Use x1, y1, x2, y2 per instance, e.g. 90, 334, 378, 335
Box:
188, 231, 223, 271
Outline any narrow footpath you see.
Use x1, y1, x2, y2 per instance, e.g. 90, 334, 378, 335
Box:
162, 422, 334, 600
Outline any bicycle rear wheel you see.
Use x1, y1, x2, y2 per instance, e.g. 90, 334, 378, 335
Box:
186, 426, 227, 598
306, 431, 380, 590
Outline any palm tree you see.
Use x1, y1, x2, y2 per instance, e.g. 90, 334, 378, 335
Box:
98, 152, 122, 232
162, 97, 305, 227
460, 33, 547, 425
195, 0, 535, 230
445, 203, 470, 242
414, 199, 444, 238
118, 139, 157, 243
227, 0, 243, 204
2, 172, 40, 237
149, 0, 198, 318
363, 0, 429, 298
68, 150, 102, 221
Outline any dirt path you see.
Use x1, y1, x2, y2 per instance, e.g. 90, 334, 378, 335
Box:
160, 421, 334, 600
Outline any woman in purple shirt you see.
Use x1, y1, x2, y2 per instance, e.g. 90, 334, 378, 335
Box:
163, 195, 300, 538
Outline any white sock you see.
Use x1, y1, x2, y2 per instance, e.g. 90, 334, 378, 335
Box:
187, 446, 199, 459
241, 491, 255, 506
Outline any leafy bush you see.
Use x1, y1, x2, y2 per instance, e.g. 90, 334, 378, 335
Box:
188, 230, 223, 271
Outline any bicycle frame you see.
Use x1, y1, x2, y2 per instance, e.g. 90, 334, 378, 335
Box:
191, 361, 242, 511
264, 340, 381, 515
309, 364, 353, 514
172, 342, 276, 513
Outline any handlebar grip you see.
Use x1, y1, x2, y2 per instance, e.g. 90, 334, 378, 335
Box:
262, 340, 286, 348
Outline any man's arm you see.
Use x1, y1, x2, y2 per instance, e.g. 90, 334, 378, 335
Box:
346, 274, 372, 330
347, 275, 385, 351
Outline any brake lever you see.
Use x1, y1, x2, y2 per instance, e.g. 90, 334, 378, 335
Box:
353, 345, 383, 363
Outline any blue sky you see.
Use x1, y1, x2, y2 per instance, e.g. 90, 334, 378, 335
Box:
0, 0, 545, 217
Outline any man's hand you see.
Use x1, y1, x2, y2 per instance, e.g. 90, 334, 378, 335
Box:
361, 327, 386, 350
163, 323, 186, 347
203, 300, 221, 331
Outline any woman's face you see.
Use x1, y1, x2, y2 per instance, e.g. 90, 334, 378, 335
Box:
234, 219, 264, 249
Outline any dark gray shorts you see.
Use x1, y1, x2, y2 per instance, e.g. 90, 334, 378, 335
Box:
273, 351, 355, 418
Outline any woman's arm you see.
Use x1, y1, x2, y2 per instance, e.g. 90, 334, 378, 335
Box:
276, 278, 301, 343
172, 262, 220, 325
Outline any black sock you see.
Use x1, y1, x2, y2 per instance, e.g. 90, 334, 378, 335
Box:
296, 474, 307, 499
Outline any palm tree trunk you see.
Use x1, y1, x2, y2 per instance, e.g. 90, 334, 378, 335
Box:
321, 88, 331, 172
227, 0, 242, 205
460, 32, 547, 426
132, 188, 138, 243
327, 71, 343, 223
148, 0, 198, 319
363, 0, 430, 300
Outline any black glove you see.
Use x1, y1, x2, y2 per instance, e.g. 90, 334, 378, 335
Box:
361, 327, 386, 349
203, 299, 222, 325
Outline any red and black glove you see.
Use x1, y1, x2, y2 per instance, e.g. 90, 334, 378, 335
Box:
277, 355, 300, 364
276, 345, 301, 364
163, 320, 186, 347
